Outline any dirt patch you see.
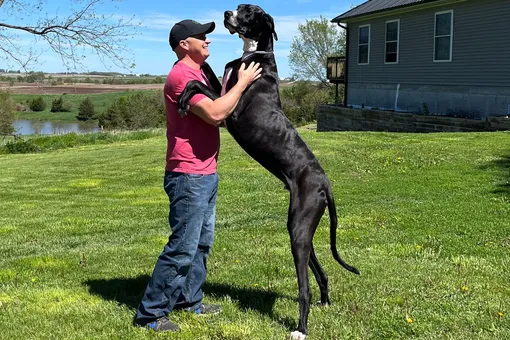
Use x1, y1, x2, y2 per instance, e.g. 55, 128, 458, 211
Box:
0, 82, 163, 95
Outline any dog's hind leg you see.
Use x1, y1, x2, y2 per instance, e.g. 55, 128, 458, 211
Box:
309, 246, 330, 306
289, 224, 312, 339
288, 193, 326, 339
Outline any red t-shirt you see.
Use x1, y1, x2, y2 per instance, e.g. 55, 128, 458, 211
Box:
164, 61, 220, 174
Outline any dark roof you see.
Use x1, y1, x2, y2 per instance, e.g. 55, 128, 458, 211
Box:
332, 0, 441, 22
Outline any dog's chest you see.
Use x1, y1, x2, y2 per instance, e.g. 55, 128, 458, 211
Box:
221, 67, 234, 96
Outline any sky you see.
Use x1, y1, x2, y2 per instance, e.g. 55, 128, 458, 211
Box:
0, 0, 355, 78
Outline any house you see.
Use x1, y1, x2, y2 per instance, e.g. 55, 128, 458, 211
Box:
331, 0, 510, 118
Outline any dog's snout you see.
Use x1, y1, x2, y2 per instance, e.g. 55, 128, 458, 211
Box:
224, 11, 232, 19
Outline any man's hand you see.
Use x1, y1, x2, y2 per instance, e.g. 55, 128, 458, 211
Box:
237, 61, 262, 90
190, 61, 262, 126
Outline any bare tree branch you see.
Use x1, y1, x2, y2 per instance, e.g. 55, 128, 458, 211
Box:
0, 0, 138, 71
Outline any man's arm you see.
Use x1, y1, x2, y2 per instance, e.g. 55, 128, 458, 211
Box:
191, 61, 261, 126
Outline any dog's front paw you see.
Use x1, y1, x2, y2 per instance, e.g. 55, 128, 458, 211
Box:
290, 331, 307, 340
178, 104, 189, 118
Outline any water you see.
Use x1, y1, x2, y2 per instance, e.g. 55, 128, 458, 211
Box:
13, 119, 100, 135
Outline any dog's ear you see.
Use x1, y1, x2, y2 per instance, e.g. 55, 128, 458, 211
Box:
264, 13, 278, 41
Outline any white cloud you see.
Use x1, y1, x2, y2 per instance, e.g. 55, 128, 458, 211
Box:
137, 11, 315, 42
276, 14, 331, 43
138, 13, 181, 30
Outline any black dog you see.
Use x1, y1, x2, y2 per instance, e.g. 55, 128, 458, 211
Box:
177, 5, 359, 339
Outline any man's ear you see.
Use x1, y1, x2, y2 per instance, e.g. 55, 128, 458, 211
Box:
264, 13, 278, 41
179, 40, 189, 50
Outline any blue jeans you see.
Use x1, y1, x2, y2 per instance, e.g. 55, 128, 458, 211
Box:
135, 171, 218, 323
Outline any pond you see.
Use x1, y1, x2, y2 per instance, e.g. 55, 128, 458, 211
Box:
13, 119, 100, 135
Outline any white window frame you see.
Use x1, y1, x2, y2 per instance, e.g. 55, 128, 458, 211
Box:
433, 10, 454, 62
358, 24, 370, 65
384, 19, 400, 64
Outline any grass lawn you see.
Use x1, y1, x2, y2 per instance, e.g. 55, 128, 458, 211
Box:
0, 129, 509, 339
12, 90, 159, 122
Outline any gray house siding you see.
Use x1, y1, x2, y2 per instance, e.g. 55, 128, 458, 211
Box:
345, 0, 510, 117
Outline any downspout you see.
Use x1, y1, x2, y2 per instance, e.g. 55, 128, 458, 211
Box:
337, 23, 348, 107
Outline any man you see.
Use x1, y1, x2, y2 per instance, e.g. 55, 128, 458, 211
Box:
133, 20, 261, 332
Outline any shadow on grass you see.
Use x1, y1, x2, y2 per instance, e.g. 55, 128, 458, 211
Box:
202, 282, 297, 330
84, 275, 296, 330
84, 275, 150, 310
485, 153, 510, 197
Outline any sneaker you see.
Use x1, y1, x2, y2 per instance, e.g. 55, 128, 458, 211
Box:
195, 303, 221, 315
135, 316, 179, 332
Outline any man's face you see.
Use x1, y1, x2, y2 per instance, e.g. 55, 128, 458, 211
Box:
181, 33, 211, 61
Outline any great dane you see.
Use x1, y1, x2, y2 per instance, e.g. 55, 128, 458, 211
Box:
177, 4, 359, 339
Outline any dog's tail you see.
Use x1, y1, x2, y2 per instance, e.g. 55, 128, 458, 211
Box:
326, 186, 360, 275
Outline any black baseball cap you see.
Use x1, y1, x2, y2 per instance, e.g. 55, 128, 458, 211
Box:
169, 20, 216, 50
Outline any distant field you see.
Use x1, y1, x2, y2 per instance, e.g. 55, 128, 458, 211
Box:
1, 82, 163, 95
12, 90, 159, 122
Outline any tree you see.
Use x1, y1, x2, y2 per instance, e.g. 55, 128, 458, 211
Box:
29, 95, 46, 111
77, 97, 95, 121
51, 96, 72, 112
0, 90, 15, 136
0, 0, 138, 71
289, 16, 345, 84
25, 71, 44, 83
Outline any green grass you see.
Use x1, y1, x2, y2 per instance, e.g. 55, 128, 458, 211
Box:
12, 90, 159, 122
0, 129, 509, 339
0, 129, 165, 154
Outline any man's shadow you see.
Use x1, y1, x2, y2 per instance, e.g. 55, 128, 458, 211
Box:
84, 275, 296, 330
482, 152, 510, 197
492, 153, 510, 197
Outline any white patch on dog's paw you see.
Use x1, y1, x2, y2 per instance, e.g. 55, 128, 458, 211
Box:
316, 300, 330, 307
290, 331, 307, 340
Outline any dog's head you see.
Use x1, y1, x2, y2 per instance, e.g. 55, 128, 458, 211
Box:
224, 4, 278, 49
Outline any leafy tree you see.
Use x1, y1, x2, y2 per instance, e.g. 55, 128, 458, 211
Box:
280, 81, 331, 126
51, 96, 72, 112
77, 97, 96, 121
289, 16, 345, 83
0, 0, 138, 71
29, 95, 46, 111
0, 90, 15, 135
25, 71, 45, 83
98, 91, 165, 130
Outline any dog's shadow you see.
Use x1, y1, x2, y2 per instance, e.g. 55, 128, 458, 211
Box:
84, 275, 296, 330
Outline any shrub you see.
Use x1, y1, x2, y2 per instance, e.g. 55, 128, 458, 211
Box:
280, 81, 332, 126
77, 97, 96, 121
29, 96, 47, 111
98, 91, 165, 130
4, 139, 40, 154
421, 103, 431, 115
51, 96, 72, 112
0, 90, 16, 136
445, 109, 480, 119
1, 130, 163, 154
152, 77, 164, 84
15, 103, 27, 112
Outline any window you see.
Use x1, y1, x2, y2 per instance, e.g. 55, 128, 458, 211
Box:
385, 20, 399, 63
434, 10, 453, 62
358, 25, 370, 64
